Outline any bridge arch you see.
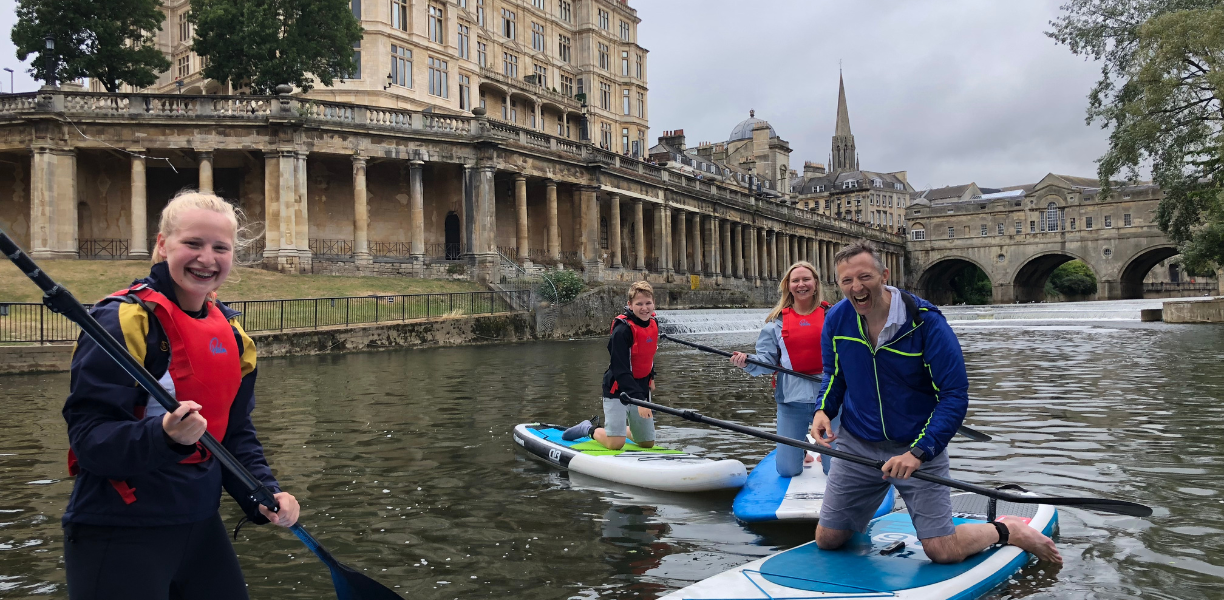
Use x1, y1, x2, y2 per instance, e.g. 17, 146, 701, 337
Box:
1009, 250, 1097, 303
1117, 244, 1179, 299
915, 255, 993, 305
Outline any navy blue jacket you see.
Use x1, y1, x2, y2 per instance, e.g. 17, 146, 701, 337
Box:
816, 290, 968, 460
62, 262, 280, 527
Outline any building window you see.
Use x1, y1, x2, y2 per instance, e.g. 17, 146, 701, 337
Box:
392, 0, 409, 31
477, 42, 487, 67
458, 74, 471, 110
557, 116, 565, 136
510, 101, 517, 122
479, 91, 486, 109
457, 0, 465, 7
600, 121, 612, 149
348, 39, 362, 79
1086, 216, 1093, 229
558, 0, 571, 22
1013, 221, 1020, 234
997, 223, 1004, 235
1105, 215, 1112, 228
635, 53, 643, 79
947, 227, 955, 239
576, 77, 584, 99
636, 91, 644, 117
503, 52, 518, 78
533, 64, 547, 88
1029, 220, 1036, 233
622, 127, 629, 153
1124, 213, 1132, 226
621, 51, 629, 76
598, 9, 609, 29
532, 0, 544, 8
531, 22, 544, 51
1070, 217, 1076, 230
599, 81, 610, 110
912, 228, 926, 240
391, 45, 411, 87
842, 180, 857, 190
178, 11, 192, 45
558, 35, 571, 63
176, 53, 190, 79
1046, 202, 1059, 231
620, 21, 630, 41
980, 224, 988, 236
428, 57, 448, 97
637, 130, 645, 157
598, 43, 609, 70
428, 4, 445, 44
872, 178, 883, 187
560, 74, 573, 96
476, 0, 484, 26
622, 88, 630, 115
501, 9, 516, 40
457, 25, 470, 59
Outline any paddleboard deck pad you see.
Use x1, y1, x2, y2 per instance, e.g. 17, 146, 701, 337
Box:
513, 423, 746, 492
733, 447, 896, 523
660, 494, 1057, 600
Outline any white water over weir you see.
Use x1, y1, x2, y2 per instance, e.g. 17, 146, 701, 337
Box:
656, 297, 1189, 335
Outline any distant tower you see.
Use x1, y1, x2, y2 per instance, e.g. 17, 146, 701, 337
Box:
831, 72, 856, 173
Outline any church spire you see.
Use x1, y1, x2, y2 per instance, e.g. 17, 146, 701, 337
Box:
835, 72, 852, 137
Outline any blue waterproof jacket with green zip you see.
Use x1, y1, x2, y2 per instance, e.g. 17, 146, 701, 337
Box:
816, 290, 968, 460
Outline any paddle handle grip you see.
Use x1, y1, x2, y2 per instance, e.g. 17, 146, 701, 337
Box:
0, 230, 280, 514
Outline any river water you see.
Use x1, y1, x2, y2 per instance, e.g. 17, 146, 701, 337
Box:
1, 299, 1222, 599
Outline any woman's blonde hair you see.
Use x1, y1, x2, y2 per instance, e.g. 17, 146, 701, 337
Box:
627, 280, 654, 303
766, 261, 823, 322
152, 190, 258, 266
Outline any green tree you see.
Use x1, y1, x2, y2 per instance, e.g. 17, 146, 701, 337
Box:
12, 0, 170, 92
1047, 260, 1099, 297
191, 0, 362, 94
949, 265, 992, 305
1049, 0, 1224, 274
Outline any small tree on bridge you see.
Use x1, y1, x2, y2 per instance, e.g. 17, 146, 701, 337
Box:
1049, 0, 1224, 275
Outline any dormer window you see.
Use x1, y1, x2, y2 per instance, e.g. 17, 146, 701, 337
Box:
814, 185, 825, 193
843, 180, 858, 190
871, 178, 883, 187
893, 183, 903, 190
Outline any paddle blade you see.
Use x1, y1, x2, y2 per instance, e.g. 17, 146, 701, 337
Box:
1053, 498, 1153, 518
956, 425, 993, 442
330, 563, 403, 600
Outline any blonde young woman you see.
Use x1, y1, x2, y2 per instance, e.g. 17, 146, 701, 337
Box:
61, 192, 298, 599
730, 261, 835, 477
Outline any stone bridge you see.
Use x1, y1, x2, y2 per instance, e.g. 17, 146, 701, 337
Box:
905, 174, 1180, 303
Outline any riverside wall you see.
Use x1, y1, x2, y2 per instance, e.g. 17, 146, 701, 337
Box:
1163, 297, 1224, 323
543, 283, 784, 339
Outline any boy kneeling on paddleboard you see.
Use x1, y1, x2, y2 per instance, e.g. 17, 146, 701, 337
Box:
811, 242, 1061, 565
562, 281, 658, 449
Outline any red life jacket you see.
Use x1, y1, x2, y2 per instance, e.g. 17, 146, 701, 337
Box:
779, 302, 830, 375
67, 284, 242, 504
608, 313, 658, 394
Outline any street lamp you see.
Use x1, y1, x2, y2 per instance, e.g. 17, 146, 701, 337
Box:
3, 68, 13, 94
43, 35, 55, 88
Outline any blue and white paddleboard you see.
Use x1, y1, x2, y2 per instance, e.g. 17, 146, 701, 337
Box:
733, 444, 895, 523
661, 494, 1058, 600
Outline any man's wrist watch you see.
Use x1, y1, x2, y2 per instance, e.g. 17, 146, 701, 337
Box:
908, 446, 926, 461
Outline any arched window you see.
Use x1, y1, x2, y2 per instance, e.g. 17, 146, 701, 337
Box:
1045, 202, 1059, 231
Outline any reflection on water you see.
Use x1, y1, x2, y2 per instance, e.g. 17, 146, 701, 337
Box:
1, 301, 1222, 599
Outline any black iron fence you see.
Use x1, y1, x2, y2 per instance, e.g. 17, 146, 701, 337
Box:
1143, 281, 1217, 293
0, 289, 530, 344
78, 239, 130, 260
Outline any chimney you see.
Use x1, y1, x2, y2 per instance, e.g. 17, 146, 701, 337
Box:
804, 161, 826, 178
658, 128, 686, 151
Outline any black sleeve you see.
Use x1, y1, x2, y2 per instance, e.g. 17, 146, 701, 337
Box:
608, 322, 647, 399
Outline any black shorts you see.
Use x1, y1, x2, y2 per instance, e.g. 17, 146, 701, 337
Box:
64, 512, 248, 600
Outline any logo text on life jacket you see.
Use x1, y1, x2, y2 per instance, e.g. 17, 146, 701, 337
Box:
208, 337, 228, 355
799, 320, 811, 326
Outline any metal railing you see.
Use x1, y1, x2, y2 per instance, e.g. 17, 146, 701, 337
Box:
78, 239, 130, 260
0, 290, 530, 344
309, 238, 354, 259
1143, 281, 1217, 293
369, 241, 413, 260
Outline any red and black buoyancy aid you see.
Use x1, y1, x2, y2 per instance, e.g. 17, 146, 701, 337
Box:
779, 302, 831, 375
67, 284, 242, 504
608, 313, 659, 394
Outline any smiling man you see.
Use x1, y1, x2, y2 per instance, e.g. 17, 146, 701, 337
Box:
809, 241, 1060, 564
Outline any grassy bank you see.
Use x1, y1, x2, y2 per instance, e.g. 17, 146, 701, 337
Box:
1, 259, 482, 303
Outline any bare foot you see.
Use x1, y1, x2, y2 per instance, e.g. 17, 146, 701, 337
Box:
1000, 517, 1062, 564
805, 453, 816, 464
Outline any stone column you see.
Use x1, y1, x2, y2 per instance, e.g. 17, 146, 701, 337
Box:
580, 186, 601, 278
707, 216, 719, 279
790, 235, 799, 268
828, 241, 837, 283
690, 211, 702, 275
514, 173, 529, 263
276, 150, 297, 271
807, 238, 815, 269
198, 151, 214, 194
779, 233, 789, 271
263, 153, 280, 261
751, 226, 761, 283
295, 152, 311, 266
653, 204, 666, 273
473, 165, 498, 282
546, 179, 560, 263
608, 194, 622, 268
662, 206, 673, 277
721, 220, 732, 278
409, 159, 426, 262
353, 157, 371, 263
31, 148, 79, 259
129, 153, 149, 259
633, 199, 645, 270
766, 231, 776, 280
733, 223, 743, 279
675, 209, 687, 274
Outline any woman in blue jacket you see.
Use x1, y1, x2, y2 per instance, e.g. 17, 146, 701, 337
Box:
62, 192, 299, 599
730, 261, 833, 477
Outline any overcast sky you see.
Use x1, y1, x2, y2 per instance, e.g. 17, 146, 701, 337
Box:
635, 0, 1110, 190
0, 0, 1109, 190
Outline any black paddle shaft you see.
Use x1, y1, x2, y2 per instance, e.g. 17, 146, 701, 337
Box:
618, 393, 1153, 518
1, 231, 403, 600
660, 333, 994, 443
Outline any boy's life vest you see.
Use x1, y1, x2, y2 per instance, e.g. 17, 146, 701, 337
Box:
66, 284, 242, 503
779, 303, 830, 375
607, 312, 658, 395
